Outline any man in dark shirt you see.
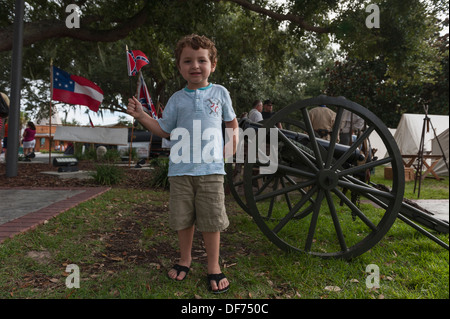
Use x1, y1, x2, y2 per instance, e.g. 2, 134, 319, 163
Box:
261, 99, 282, 128
261, 99, 274, 120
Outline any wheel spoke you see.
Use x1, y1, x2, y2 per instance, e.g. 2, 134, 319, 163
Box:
304, 189, 325, 252
267, 176, 280, 219
338, 157, 394, 177
302, 108, 324, 169
331, 125, 375, 170
278, 130, 318, 172
255, 178, 315, 202
277, 164, 316, 179
234, 173, 265, 188
344, 174, 401, 208
272, 185, 318, 234
255, 174, 275, 196
325, 107, 344, 169
338, 179, 397, 200
333, 188, 377, 231
283, 175, 315, 199
294, 203, 314, 219
282, 174, 316, 218
279, 176, 293, 211
325, 190, 348, 252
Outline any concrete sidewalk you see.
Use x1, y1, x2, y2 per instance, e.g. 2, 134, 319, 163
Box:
0, 186, 110, 243
0, 152, 154, 243
408, 199, 449, 222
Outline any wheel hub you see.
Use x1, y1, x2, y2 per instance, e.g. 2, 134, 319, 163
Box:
317, 169, 339, 190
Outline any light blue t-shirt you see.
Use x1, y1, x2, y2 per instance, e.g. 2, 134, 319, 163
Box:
157, 84, 236, 176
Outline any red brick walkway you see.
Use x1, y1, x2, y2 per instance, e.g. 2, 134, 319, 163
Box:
0, 187, 110, 243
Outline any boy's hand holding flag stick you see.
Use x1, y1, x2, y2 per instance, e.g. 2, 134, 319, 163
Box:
126, 45, 149, 166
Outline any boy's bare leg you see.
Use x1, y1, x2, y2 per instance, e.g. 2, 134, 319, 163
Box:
203, 231, 229, 291
168, 225, 194, 280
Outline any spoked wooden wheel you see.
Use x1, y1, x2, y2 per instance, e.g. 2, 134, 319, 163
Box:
242, 95, 405, 259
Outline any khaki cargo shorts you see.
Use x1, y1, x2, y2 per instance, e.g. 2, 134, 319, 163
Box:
168, 174, 229, 232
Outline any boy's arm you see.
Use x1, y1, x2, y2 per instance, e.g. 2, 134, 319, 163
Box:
224, 117, 239, 159
127, 96, 170, 139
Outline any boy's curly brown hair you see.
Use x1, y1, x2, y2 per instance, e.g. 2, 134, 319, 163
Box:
175, 34, 218, 67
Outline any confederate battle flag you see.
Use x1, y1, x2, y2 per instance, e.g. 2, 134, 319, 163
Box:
137, 71, 159, 119
127, 50, 149, 76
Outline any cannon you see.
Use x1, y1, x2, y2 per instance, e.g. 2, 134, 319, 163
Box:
225, 95, 449, 259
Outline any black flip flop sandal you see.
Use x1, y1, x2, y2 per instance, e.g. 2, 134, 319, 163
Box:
169, 264, 190, 281
207, 273, 230, 294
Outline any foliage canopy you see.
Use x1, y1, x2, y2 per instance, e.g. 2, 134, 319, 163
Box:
0, 0, 447, 124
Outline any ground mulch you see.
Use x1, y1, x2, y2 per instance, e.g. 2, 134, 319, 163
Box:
0, 161, 152, 188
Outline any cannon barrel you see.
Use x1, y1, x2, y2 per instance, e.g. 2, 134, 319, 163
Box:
239, 118, 365, 163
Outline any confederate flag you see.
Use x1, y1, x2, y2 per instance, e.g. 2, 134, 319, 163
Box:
127, 50, 149, 76
137, 71, 158, 119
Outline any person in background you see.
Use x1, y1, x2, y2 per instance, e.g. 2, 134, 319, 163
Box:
248, 99, 263, 123
261, 99, 274, 120
0, 92, 10, 161
22, 121, 36, 161
308, 105, 337, 141
261, 99, 282, 128
339, 109, 365, 146
0, 119, 7, 160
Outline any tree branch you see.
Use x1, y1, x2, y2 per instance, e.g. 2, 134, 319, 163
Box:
0, 0, 332, 52
217, 0, 331, 34
0, 5, 149, 52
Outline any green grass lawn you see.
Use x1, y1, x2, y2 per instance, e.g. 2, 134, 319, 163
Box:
0, 167, 448, 299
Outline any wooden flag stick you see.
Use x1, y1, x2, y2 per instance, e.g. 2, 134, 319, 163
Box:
49, 59, 53, 165
125, 45, 134, 97
126, 45, 134, 167
147, 101, 161, 162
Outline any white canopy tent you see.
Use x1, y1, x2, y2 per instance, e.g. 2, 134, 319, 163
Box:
392, 113, 449, 177
367, 128, 397, 159
431, 128, 449, 176
393, 113, 449, 155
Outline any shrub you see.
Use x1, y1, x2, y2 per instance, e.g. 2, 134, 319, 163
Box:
90, 164, 124, 185
119, 147, 138, 162
100, 148, 122, 163
74, 144, 97, 161
150, 157, 169, 189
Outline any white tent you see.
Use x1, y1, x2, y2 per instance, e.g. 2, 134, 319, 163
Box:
431, 128, 449, 176
393, 113, 449, 155
368, 128, 396, 159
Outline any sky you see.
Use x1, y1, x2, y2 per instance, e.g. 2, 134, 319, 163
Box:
63, 106, 133, 126
31, 99, 133, 127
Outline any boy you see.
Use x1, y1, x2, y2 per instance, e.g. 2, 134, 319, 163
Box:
127, 34, 238, 293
